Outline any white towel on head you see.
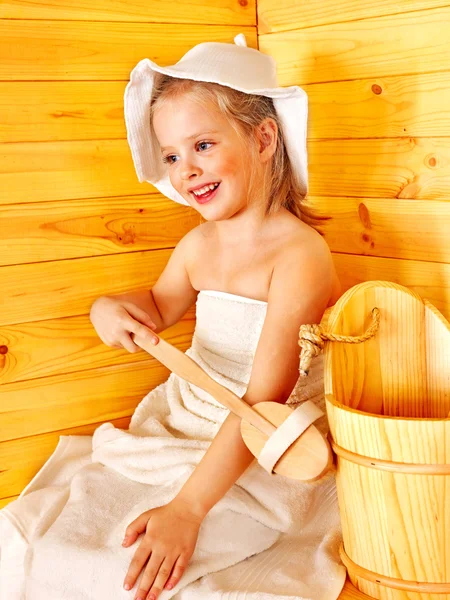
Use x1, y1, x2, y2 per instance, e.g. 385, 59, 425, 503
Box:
0, 290, 345, 600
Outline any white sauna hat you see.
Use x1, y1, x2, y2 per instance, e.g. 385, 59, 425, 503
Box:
123, 33, 308, 206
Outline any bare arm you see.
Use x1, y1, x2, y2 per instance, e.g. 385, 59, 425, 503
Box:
110, 288, 166, 333
109, 228, 200, 334
172, 235, 335, 519
172, 412, 254, 519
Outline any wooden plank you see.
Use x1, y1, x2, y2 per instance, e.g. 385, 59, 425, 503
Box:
304, 71, 450, 140
305, 195, 450, 263
333, 252, 450, 321
0, 355, 174, 442
0, 23, 257, 81
1, 196, 449, 339
0, 416, 132, 499
0, 139, 154, 205
3, 70, 450, 144
2, 253, 450, 440
1, 0, 256, 26
338, 579, 373, 599
0, 193, 198, 266
257, 0, 449, 33
0, 247, 174, 326
0, 81, 132, 144
0, 310, 195, 385
259, 6, 450, 84
3, 136, 450, 205
0, 496, 19, 509
307, 137, 450, 200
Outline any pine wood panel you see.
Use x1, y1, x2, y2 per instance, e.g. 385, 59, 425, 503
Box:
0, 248, 173, 326
304, 196, 450, 264
5, 70, 450, 145
5, 256, 447, 438
0, 416, 132, 499
0, 357, 174, 443
307, 137, 450, 200
1, 81, 131, 144
0, 194, 199, 267
333, 252, 450, 321
325, 282, 450, 419
0, 496, 18, 509
304, 71, 450, 140
3, 136, 450, 206
257, 0, 449, 33
1, 0, 255, 25
1, 6, 448, 594
259, 6, 450, 85
3, 239, 449, 333
0, 310, 195, 385
0, 23, 257, 81
1, 139, 151, 205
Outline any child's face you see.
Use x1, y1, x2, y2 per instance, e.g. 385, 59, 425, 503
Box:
152, 95, 257, 219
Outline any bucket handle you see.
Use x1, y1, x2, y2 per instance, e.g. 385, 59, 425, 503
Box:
298, 307, 380, 376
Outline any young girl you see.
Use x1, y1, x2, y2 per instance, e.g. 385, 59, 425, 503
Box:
0, 34, 344, 600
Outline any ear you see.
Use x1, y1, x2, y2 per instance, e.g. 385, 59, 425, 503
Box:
257, 117, 278, 164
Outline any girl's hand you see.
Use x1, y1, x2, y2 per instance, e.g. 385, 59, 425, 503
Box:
122, 499, 203, 599
89, 295, 160, 351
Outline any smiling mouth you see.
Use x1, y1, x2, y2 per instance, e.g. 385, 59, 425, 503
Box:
190, 182, 221, 203
190, 182, 220, 197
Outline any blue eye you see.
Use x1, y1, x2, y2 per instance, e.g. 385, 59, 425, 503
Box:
198, 141, 213, 151
162, 141, 213, 165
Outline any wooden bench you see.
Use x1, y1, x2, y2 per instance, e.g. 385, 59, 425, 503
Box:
339, 580, 372, 599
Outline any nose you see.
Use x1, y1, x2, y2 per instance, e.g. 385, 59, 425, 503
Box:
180, 156, 202, 181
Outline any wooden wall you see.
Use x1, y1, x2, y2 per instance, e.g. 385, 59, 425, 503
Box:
258, 0, 450, 318
0, 1, 257, 508
2, 0, 449, 524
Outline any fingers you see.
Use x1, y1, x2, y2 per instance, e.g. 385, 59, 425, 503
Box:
123, 304, 160, 345
165, 555, 187, 590
122, 513, 149, 547
128, 319, 160, 347
134, 309, 158, 331
122, 514, 188, 597
108, 303, 160, 352
135, 554, 166, 600
121, 506, 195, 598
131, 554, 187, 600
116, 320, 159, 353
123, 539, 154, 594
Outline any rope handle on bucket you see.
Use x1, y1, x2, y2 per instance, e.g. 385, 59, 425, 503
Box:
298, 307, 381, 377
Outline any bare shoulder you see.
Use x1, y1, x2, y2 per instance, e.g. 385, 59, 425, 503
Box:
174, 221, 207, 260
179, 222, 210, 267
284, 218, 329, 255
271, 216, 341, 308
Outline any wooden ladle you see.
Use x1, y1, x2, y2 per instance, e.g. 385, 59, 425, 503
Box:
132, 332, 333, 482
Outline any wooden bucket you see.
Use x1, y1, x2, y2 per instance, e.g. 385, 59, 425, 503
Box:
322, 281, 450, 600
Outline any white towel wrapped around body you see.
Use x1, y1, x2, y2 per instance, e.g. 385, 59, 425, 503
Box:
0, 290, 346, 600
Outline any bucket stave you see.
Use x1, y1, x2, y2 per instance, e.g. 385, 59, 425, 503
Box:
322, 281, 450, 600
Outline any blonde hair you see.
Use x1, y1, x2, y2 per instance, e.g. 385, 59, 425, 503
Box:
149, 73, 320, 228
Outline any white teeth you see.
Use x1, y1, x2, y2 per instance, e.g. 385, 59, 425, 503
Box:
192, 183, 219, 196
